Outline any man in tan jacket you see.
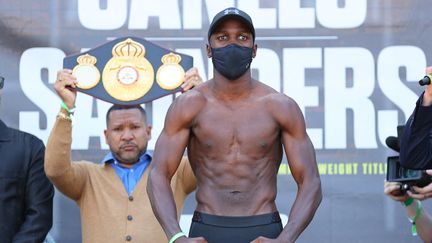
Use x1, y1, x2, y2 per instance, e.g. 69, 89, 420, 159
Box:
45, 68, 201, 243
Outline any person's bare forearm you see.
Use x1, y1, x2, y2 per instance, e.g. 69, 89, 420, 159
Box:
278, 176, 322, 242
279, 134, 322, 242
416, 212, 432, 242
147, 169, 183, 239
405, 200, 432, 242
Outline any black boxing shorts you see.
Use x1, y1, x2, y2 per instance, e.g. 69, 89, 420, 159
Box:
188, 211, 282, 243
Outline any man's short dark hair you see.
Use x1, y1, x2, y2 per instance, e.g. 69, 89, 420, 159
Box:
106, 105, 146, 126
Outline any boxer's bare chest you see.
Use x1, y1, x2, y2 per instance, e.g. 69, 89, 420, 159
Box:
192, 97, 279, 153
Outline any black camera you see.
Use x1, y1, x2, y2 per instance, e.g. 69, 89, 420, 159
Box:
386, 156, 432, 193
385, 125, 432, 193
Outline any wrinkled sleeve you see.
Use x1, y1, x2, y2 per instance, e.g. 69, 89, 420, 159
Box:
400, 92, 432, 169
13, 140, 54, 243
45, 111, 89, 200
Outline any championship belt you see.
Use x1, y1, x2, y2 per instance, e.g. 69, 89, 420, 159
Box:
63, 36, 193, 105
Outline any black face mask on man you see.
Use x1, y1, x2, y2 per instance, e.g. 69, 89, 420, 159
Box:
211, 44, 253, 80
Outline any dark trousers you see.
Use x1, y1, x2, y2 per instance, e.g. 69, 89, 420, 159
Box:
189, 211, 283, 243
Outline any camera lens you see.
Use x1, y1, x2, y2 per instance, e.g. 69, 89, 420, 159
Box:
400, 183, 410, 194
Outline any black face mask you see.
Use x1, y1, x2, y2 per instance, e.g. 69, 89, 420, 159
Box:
211, 44, 253, 80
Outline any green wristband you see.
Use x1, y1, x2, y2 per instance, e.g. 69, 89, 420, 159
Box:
60, 101, 75, 116
403, 197, 414, 207
409, 200, 423, 236
168, 232, 186, 243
